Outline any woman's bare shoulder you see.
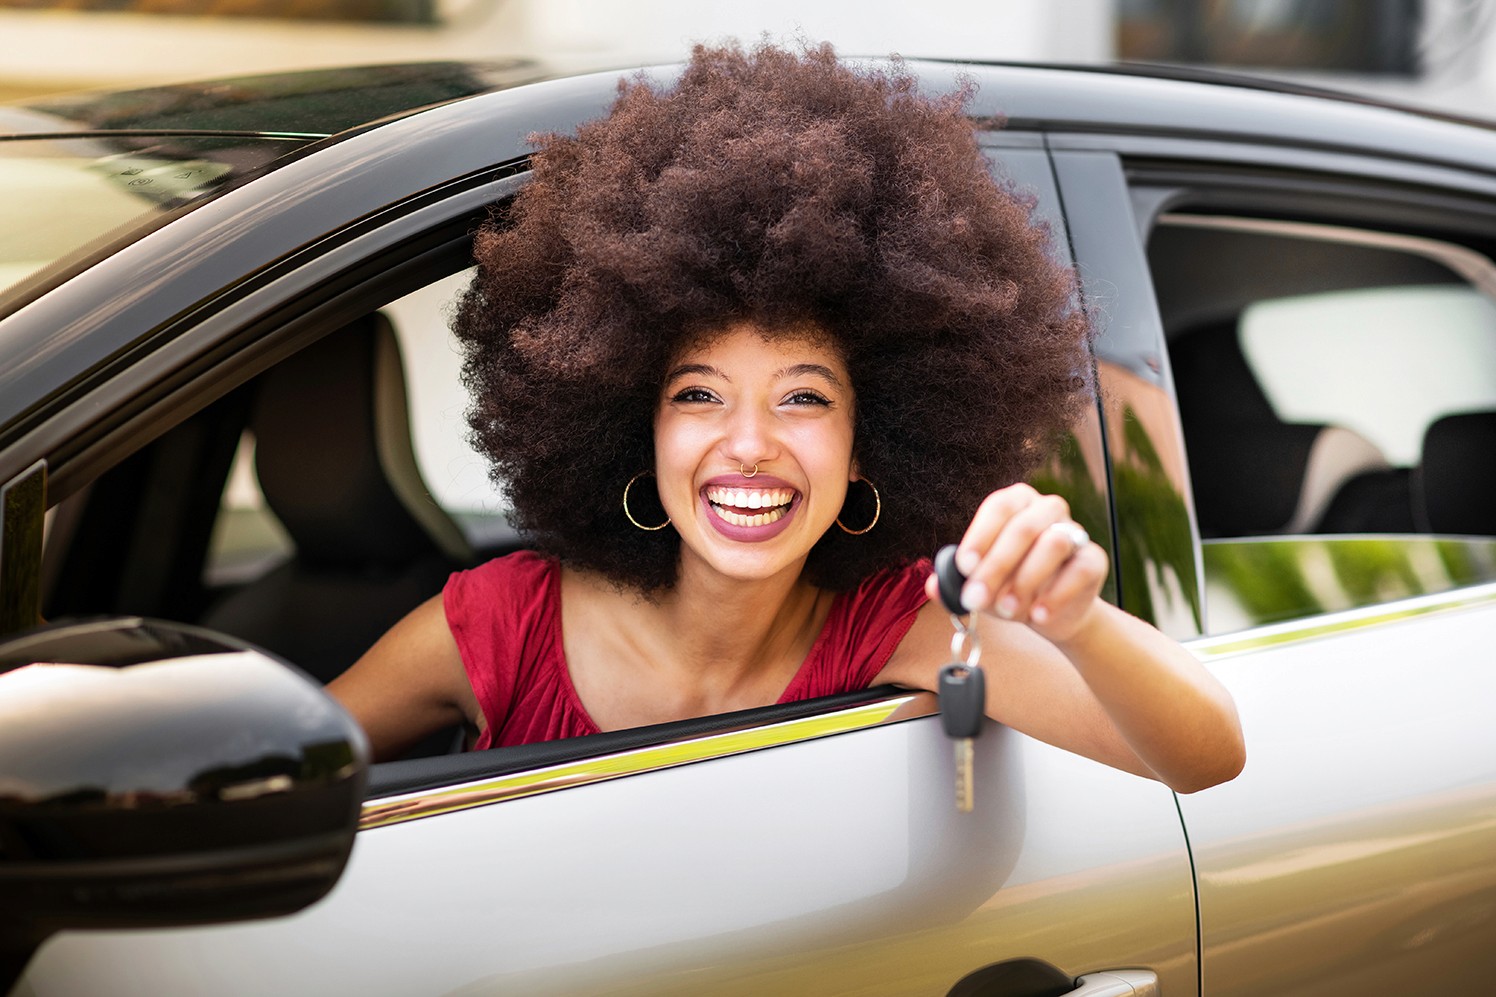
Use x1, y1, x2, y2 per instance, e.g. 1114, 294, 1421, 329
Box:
328, 594, 479, 761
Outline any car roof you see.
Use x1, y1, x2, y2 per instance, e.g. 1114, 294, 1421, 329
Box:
7, 56, 1496, 159
914, 59, 1496, 178
0, 61, 551, 139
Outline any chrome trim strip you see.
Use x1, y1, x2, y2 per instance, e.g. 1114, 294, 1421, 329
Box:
359, 691, 937, 831
1188, 581, 1496, 659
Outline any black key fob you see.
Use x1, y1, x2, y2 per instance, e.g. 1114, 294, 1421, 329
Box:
934, 544, 966, 616
938, 662, 986, 739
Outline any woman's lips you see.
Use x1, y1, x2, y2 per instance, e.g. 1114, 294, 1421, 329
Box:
700, 476, 801, 542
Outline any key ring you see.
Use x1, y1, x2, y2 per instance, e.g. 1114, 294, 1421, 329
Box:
948, 615, 981, 670
935, 545, 982, 668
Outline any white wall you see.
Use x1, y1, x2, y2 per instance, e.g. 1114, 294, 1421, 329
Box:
528, 0, 1113, 64
0, 0, 1115, 97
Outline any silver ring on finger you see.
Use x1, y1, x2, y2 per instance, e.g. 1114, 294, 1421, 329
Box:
1046, 520, 1089, 557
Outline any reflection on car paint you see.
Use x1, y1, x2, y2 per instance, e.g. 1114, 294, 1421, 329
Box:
1028, 410, 1118, 607
1101, 366, 1202, 636
360, 690, 936, 830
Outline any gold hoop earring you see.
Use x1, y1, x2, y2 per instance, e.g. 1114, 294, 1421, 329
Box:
623, 471, 671, 531
836, 478, 881, 535
740, 463, 759, 478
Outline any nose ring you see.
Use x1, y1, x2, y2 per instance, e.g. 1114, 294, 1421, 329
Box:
740, 463, 759, 478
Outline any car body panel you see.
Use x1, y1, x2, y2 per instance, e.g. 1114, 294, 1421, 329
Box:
1057, 115, 1496, 995
1182, 587, 1496, 996
26, 719, 1197, 997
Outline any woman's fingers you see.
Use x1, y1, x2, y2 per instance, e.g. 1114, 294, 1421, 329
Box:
1028, 541, 1109, 636
953, 483, 1037, 577
1000, 519, 1093, 620
956, 485, 1070, 615
949, 484, 1107, 636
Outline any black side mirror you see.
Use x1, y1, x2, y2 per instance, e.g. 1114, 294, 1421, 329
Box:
0, 617, 368, 994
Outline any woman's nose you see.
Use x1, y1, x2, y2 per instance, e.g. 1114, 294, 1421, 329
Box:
721, 404, 778, 467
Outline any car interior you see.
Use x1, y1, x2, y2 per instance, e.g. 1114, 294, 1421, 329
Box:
37, 274, 512, 762
44, 311, 479, 671
1148, 215, 1496, 541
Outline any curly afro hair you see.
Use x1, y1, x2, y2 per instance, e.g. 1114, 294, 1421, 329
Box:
454, 40, 1093, 593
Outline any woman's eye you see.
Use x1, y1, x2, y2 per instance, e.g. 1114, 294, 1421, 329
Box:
671, 387, 718, 404
784, 390, 832, 407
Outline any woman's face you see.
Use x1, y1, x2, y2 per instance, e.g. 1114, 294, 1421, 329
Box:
654, 322, 856, 584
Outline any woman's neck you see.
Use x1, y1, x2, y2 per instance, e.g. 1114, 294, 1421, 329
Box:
660, 554, 825, 677
563, 557, 833, 727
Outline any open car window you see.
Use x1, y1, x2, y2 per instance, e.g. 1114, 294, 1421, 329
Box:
33, 254, 939, 781
1150, 215, 1496, 633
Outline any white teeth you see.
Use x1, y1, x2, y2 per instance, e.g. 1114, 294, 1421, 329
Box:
705, 486, 795, 512
713, 505, 788, 528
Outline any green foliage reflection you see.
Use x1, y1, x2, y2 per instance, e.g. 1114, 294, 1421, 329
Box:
1029, 430, 1116, 605
1111, 406, 1201, 632
1203, 536, 1496, 632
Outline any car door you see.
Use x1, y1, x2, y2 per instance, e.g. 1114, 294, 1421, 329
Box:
1053, 122, 1496, 996
9, 76, 1197, 997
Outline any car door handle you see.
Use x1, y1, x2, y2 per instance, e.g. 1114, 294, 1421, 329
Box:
1071, 970, 1159, 996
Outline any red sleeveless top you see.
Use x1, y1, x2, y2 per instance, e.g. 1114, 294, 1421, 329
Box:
443, 551, 931, 750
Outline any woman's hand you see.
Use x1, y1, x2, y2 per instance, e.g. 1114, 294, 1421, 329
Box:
901, 481, 1244, 793
924, 482, 1108, 644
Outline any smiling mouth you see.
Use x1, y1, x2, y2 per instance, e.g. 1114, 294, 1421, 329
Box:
704, 486, 797, 528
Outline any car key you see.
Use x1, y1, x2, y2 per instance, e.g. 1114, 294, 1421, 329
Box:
935, 544, 985, 813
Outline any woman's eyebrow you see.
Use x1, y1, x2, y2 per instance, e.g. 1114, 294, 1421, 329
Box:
778, 363, 844, 387
665, 363, 726, 384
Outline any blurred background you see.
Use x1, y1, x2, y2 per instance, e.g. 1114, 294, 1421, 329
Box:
2, 0, 1494, 118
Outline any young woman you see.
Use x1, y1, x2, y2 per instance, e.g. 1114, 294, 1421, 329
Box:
330, 41, 1245, 792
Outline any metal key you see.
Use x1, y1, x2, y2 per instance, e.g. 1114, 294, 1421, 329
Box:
935, 544, 986, 813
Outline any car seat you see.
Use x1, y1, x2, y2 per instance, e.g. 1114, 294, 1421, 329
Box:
201, 312, 477, 686
1171, 320, 1395, 536
1414, 410, 1496, 536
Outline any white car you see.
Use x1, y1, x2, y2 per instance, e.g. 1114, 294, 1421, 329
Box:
3, 58, 1495, 996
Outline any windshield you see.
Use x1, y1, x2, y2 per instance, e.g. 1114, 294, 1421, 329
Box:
0, 132, 312, 311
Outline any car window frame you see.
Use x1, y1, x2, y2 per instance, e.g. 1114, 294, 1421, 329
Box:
1050, 148, 1203, 640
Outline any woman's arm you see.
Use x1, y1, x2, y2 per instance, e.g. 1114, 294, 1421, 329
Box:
879, 483, 1245, 794
327, 595, 482, 763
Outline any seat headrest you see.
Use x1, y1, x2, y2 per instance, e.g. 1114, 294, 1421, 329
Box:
1185, 420, 1321, 536
1173, 320, 1392, 536
251, 314, 473, 570
1418, 411, 1496, 536
1170, 320, 1280, 425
